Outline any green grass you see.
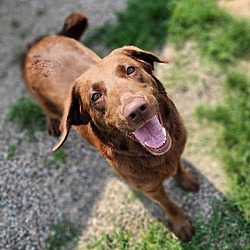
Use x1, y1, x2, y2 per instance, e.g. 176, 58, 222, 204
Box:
44, 220, 80, 250
53, 148, 67, 164
87, 199, 249, 250
53, 148, 68, 170
36, 8, 46, 17
6, 138, 22, 160
5, 96, 46, 140
196, 73, 250, 218
85, 0, 169, 51
189, 199, 250, 249
10, 19, 20, 29
87, 222, 182, 250
44, 148, 68, 170
167, 0, 250, 66
7, 144, 17, 159
86, 0, 250, 66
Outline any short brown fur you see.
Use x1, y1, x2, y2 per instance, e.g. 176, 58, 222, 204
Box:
23, 13, 199, 242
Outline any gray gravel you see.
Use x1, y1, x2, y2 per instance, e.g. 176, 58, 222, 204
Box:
0, 1, 126, 249
0, 1, 225, 249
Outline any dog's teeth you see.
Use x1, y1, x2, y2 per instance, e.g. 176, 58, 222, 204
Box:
162, 127, 166, 137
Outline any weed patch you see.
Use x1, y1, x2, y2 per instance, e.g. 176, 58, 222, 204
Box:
44, 220, 80, 250
10, 19, 20, 29
53, 148, 67, 164
189, 199, 250, 249
87, 224, 131, 250
36, 8, 46, 17
44, 148, 67, 170
5, 96, 46, 140
7, 144, 17, 159
87, 222, 181, 250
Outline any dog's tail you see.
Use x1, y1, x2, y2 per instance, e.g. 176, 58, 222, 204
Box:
57, 12, 88, 40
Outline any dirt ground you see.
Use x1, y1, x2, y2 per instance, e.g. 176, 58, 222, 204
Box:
219, 0, 250, 20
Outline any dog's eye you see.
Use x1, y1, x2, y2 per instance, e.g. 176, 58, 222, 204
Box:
127, 66, 135, 75
91, 92, 102, 102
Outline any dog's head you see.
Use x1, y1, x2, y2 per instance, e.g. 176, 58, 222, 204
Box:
53, 46, 173, 155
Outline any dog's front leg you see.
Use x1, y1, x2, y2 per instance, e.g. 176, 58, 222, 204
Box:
144, 185, 194, 242
174, 160, 200, 192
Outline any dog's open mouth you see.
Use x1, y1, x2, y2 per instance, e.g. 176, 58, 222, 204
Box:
128, 114, 171, 155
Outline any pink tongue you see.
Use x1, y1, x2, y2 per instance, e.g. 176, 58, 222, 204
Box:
133, 115, 165, 148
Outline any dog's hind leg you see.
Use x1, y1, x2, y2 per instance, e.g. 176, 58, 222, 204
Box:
30, 91, 62, 137
46, 116, 61, 137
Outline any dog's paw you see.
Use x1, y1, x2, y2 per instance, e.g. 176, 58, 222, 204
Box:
173, 220, 194, 243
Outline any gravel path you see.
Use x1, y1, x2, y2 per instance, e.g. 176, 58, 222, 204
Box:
0, 1, 227, 249
0, 1, 127, 249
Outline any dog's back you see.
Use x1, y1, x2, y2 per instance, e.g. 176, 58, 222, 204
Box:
22, 13, 100, 136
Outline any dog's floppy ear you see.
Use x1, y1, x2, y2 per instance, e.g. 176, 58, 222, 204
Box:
118, 46, 171, 71
53, 83, 91, 151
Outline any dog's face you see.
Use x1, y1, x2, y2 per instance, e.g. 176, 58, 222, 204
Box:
54, 46, 172, 155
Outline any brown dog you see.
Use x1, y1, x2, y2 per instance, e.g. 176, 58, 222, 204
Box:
23, 13, 199, 242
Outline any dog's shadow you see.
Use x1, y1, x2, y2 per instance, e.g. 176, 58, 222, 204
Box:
130, 158, 224, 227
60, 132, 224, 236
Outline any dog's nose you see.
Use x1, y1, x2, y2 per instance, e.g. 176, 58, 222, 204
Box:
123, 98, 149, 122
